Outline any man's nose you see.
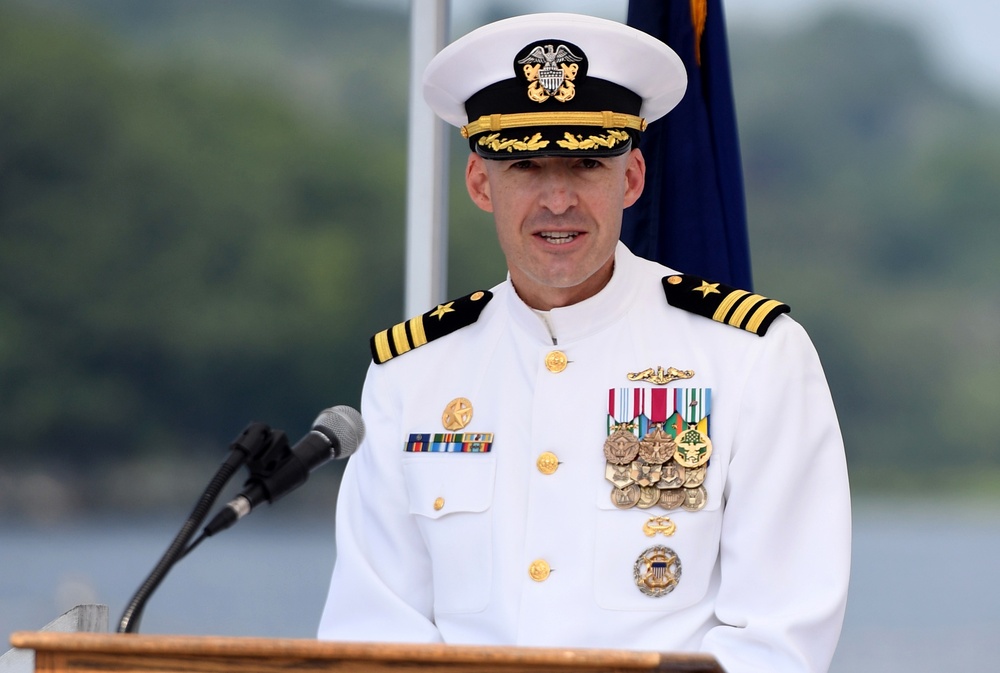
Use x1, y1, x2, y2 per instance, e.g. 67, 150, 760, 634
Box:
537, 168, 577, 214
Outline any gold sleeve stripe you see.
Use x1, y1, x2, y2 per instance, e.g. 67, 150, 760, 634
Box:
391, 322, 411, 355
461, 111, 646, 138
408, 316, 427, 348
712, 289, 749, 323
728, 293, 766, 328
746, 299, 786, 334
373, 330, 392, 364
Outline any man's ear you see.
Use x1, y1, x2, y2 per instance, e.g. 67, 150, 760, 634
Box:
465, 153, 494, 213
623, 148, 646, 209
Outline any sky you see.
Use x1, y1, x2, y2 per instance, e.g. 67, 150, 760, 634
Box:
726, 0, 1000, 103
388, 0, 1000, 104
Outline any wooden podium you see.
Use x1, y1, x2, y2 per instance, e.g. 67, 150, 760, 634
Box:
10, 631, 724, 673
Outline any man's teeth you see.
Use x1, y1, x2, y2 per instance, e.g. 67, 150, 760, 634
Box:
540, 232, 578, 244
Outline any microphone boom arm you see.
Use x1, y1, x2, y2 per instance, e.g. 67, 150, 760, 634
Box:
116, 422, 276, 634
115, 405, 364, 633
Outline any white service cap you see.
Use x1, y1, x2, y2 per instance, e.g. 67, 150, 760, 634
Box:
423, 13, 687, 158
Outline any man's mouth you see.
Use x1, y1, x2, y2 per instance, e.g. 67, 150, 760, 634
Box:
538, 231, 580, 245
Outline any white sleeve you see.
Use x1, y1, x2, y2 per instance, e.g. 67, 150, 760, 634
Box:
702, 318, 851, 673
317, 361, 443, 643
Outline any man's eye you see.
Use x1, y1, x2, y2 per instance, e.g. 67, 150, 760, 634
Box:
510, 160, 535, 170
578, 158, 603, 169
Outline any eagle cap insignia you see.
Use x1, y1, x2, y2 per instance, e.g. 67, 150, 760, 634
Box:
515, 40, 587, 103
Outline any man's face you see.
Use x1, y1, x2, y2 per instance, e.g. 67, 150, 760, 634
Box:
465, 149, 645, 310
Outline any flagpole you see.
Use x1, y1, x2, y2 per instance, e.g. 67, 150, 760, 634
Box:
405, 0, 450, 317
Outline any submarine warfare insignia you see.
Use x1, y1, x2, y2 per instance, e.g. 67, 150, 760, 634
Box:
627, 366, 695, 385
606, 387, 712, 511
663, 274, 790, 336
634, 545, 682, 597
370, 290, 493, 365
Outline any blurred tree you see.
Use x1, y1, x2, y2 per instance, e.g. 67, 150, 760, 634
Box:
0, 1, 997, 498
0, 4, 406, 466
732, 11, 1000, 480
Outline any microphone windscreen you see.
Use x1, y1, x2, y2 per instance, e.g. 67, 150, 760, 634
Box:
316, 405, 365, 459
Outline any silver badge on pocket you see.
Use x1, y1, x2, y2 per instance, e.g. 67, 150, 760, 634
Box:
634, 545, 682, 597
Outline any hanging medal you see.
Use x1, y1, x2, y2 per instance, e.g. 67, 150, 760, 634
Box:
606, 386, 714, 517
673, 422, 713, 468
605, 388, 640, 465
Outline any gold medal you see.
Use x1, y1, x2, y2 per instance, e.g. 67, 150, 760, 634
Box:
682, 464, 707, 488
603, 427, 640, 465
638, 425, 676, 463
681, 485, 708, 512
634, 545, 682, 597
636, 486, 661, 509
659, 488, 686, 511
628, 458, 662, 488
604, 461, 634, 490
611, 483, 641, 509
655, 460, 685, 489
673, 426, 712, 468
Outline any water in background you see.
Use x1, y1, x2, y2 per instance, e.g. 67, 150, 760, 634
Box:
2, 499, 998, 672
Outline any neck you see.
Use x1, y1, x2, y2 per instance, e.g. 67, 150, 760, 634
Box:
510, 258, 616, 311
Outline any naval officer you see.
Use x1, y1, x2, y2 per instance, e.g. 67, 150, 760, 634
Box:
318, 13, 850, 673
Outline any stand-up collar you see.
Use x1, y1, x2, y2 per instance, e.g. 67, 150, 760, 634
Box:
505, 241, 642, 344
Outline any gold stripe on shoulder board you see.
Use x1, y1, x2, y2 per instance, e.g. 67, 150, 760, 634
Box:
369, 290, 493, 364
662, 275, 789, 336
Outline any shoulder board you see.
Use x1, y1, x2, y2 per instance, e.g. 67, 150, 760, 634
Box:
370, 290, 493, 365
661, 274, 790, 336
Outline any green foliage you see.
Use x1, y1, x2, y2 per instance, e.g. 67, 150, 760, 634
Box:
0, 2, 406, 465
0, 1, 998, 498
732, 11, 1000, 473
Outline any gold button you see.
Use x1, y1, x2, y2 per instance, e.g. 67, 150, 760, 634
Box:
433, 497, 445, 511
667, 275, 683, 285
536, 452, 559, 475
471, 291, 484, 301
544, 350, 568, 373
528, 559, 551, 582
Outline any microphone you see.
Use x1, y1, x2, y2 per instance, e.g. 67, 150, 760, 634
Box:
203, 405, 364, 536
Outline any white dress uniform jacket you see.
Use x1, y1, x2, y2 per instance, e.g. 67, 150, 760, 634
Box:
318, 243, 851, 673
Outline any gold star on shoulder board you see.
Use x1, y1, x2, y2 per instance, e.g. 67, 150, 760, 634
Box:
693, 281, 720, 297
429, 301, 456, 320
662, 274, 790, 337
369, 290, 493, 365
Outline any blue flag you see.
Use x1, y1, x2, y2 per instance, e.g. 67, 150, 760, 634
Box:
622, 0, 753, 289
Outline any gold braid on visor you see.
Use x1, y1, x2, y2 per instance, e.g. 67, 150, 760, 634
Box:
461, 111, 647, 139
